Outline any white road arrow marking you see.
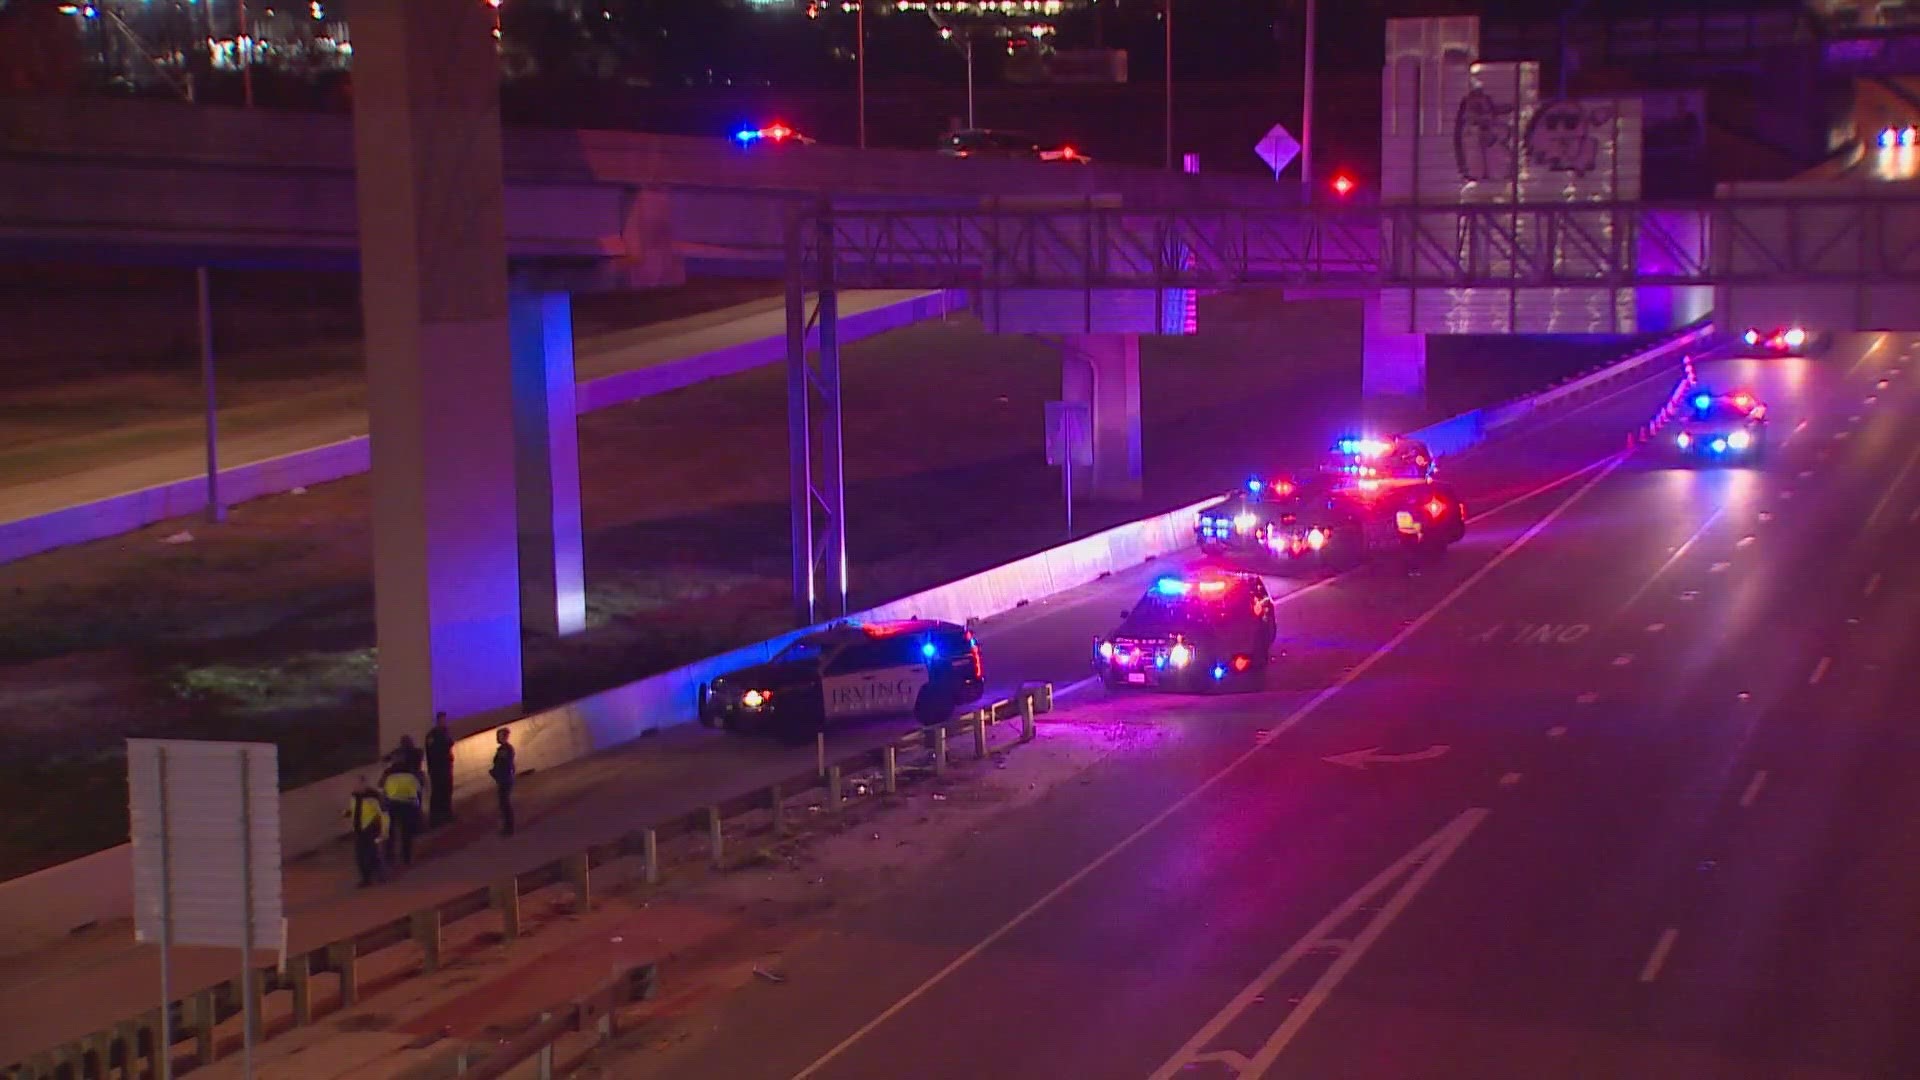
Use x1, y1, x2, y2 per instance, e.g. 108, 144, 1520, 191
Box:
1322, 745, 1450, 770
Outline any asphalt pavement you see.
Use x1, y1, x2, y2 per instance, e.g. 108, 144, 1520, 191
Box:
0, 335, 1797, 1072
607, 334, 1920, 1079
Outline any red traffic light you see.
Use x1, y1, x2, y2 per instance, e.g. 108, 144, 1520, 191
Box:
1331, 173, 1356, 197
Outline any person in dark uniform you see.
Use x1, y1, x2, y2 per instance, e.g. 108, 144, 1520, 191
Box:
380, 765, 422, 868
346, 778, 387, 887
424, 712, 455, 829
490, 728, 516, 837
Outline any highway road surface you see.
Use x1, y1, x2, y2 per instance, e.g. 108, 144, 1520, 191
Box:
7, 333, 1899, 1076
589, 334, 1920, 1079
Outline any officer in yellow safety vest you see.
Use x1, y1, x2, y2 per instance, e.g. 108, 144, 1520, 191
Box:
346, 779, 387, 887
380, 765, 423, 869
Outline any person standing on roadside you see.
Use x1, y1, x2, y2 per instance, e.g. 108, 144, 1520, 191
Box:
346, 777, 387, 888
389, 733, 424, 780
489, 728, 516, 837
424, 712, 455, 829
380, 764, 422, 868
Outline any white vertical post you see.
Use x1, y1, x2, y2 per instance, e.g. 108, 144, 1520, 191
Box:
239, 749, 257, 1079
197, 267, 224, 523
856, 1, 867, 149
1301, 0, 1316, 203
156, 746, 175, 1080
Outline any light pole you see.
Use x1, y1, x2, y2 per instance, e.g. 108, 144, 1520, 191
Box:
964, 36, 975, 129
1163, 0, 1173, 171
855, 1, 866, 148
1301, 0, 1315, 202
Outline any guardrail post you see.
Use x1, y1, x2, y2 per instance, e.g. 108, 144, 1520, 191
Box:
537, 1013, 556, 1080
411, 909, 442, 973
141, 1007, 166, 1078
492, 879, 521, 942
1021, 692, 1037, 743
827, 766, 843, 815
328, 940, 359, 1008
80, 1031, 106, 1079
643, 827, 660, 885
973, 713, 988, 759
114, 1019, 141, 1078
190, 987, 218, 1063
933, 727, 948, 775
771, 783, 788, 837
567, 852, 592, 912
708, 806, 725, 868
287, 950, 313, 1024
883, 745, 898, 794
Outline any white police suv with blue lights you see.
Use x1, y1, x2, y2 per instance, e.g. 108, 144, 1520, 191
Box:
1672, 387, 1769, 463
698, 620, 985, 743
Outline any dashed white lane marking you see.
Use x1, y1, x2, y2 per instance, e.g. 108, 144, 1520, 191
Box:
1741, 770, 1769, 809
1737, 535, 1756, 547
1911, 506, 1920, 524
1576, 691, 1600, 705
1834, 431, 1851, 441
1810, 656, 1833, 685
1870, 442, 1920, 525
789, 461, 1627, 1080
1710, 561, 1730, 573
1866, 572, 1883, 597
1613, 654, 1634, 667
1499, 772, 1523, 788
1547, 726, 1568, 739
1640, 928, 1681, 983
1851, 415, 1863, 423
1646, 622, 1666, 633
1799, 469, 1815, 479
1795, 420, 1811, 434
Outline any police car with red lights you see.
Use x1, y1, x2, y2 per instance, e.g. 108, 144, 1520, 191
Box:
1740, 325, 1814, 357
1093, 572, 1276, 691
1672, 388, 1769, 463
698, 620, 984, 743
1196, 435, 1466, 565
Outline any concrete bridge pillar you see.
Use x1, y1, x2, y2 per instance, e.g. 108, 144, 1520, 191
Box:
1060, 333, 1144, 502
511, 292, 586, 638
352, 0, 522, 750
1363, 293, 1427, 410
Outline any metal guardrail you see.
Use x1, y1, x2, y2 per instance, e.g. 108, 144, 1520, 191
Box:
3, 685, 1053, 1080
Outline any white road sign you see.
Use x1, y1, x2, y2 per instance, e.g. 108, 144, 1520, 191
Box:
1255, 123, 1301, 177
129, 739, 283, 951
1044, 401, 1093, 468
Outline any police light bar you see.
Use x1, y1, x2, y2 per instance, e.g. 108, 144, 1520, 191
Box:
1693, 393, 1713, 411
1153, 577, 1191, 596
734, 123, 798, 143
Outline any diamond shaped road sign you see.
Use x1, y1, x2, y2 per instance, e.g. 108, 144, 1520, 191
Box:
1255, 123, 1300, 176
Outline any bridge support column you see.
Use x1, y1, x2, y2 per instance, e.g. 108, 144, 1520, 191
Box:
1362, 293, 1427, 412
1060, 333, 1143, 503
353, 0, 522, 749
511, 292, 586, 638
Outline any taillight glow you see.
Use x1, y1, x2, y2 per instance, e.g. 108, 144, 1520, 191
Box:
1306, 528, 1327, 550
1426, 498, 1446, 519
1231, 655, 1251, 672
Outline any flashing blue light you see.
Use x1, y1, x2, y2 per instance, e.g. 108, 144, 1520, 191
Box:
734, 128, 759, 143
1692, 393, 1713, 411
1337, 438, 1361, 454
1155, 654, 1168, 669
1883, 127, 1899, 148
1153, 577, 1192, 596
1211, 663, 1228, 680
1247, 478, 1263, 494
920, 641, 937, 659
1710, 438, 1728, 453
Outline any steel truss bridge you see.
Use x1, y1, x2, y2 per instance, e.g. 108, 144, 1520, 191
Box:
779, 196, 1920, 291
775, 193, 1920, 624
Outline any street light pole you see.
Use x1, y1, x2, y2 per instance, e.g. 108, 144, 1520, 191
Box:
855, 1, 866, 149
1301, 0, 1316, 203
965, 38, 975, 129
1163, 0, 1173, 171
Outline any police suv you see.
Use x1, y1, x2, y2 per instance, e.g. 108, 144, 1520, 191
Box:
1197, 435, 1466, 565
698, 620, 985, 743
1093, 572, 1276, 691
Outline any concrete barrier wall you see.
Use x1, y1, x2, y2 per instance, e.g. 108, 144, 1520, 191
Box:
0, 320, 1707, 958
0, 290, 966, 566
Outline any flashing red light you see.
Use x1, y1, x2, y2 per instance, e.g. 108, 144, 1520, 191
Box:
1426, 497, 1447, 519
1232, 655, 1252, 672
766, 124, 793, 141
1733, 392, 1754, 410
1273, 479, 1294, 496
1331, 173, 1356, 197
1062, 146, 1077, 158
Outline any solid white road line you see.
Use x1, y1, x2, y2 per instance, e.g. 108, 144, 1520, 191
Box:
1866, 572, 1883, 597
786, 457, 1628, 1080
1147, 809, 1492, 1080
1740, 770, 1769, 808
1639, 928, 1681, 983
1810, 657, 1832, 685
1612, 509, 1724, 618
1870, 442, 1920, 525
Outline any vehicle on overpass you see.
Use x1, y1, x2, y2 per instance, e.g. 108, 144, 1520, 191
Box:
699, 620, 984, 743
1094, 572, 1275, 691
938, 128, 1091, 164
1195, 435, 1466, 566
1672, 388, 1770, 463
732, 122, 816, 149
1740, 325, 1816, 356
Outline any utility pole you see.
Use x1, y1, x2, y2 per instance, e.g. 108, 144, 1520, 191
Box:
1301, 0, 1316, 203
855, 1, 867, 148
1163, 0, 1173, 171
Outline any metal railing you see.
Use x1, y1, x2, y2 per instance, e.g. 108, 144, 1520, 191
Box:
4, 686, 1053, 1080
